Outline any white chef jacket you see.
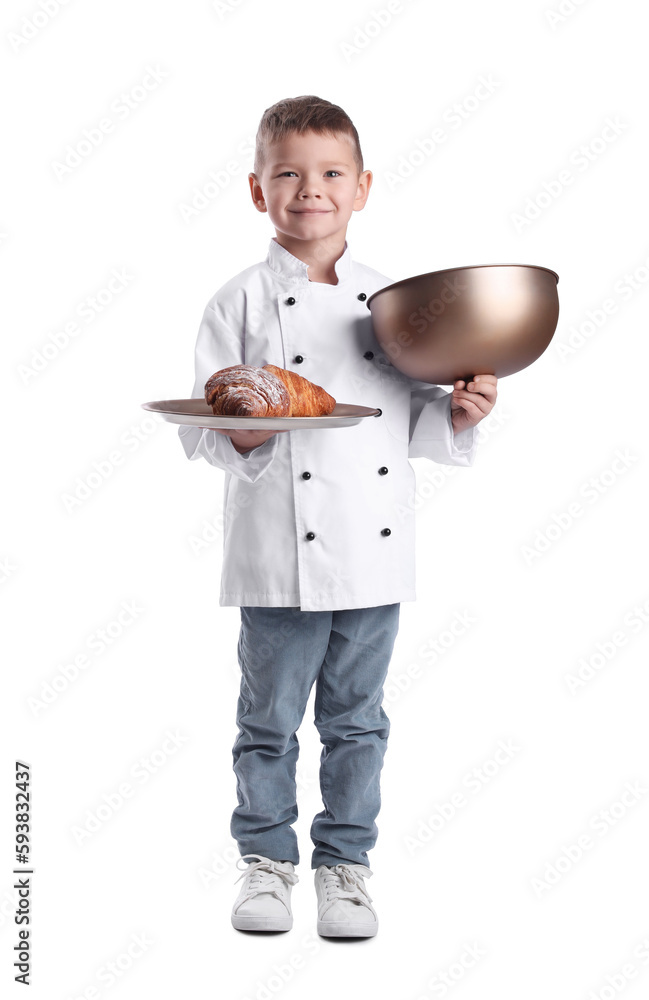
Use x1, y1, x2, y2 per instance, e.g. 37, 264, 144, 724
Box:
179, 237, 478, 611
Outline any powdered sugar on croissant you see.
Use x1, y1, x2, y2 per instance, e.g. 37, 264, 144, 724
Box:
205, 364, 336, 417
262, 365, 336, 416
205, 365, 290, 416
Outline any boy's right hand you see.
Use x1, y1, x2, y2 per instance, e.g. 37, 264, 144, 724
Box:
200, 427, 288, 454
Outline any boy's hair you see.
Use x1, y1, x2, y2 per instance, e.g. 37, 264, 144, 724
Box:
253, 95, 364, 178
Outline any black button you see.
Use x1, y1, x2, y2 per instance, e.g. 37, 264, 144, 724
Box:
305, 531, 316, 541
287, 297, 296, 305
363, 350, 374, 360
294, 355, 304, 364
378, 467, 388, 476
381, 528, 392, 537
357, 292, 367, 301
302, 471, 311, 480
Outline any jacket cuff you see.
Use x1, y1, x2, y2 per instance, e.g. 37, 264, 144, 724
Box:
178, 425, 279, 482
446, 399, 478, 460
409, 392, 479, 466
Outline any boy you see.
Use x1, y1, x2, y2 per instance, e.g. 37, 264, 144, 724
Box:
179, 96, 497, 937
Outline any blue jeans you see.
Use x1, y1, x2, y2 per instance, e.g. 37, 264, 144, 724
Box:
231, 604, 400, 868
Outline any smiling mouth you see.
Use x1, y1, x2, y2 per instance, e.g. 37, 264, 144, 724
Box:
291, 210, 331, 214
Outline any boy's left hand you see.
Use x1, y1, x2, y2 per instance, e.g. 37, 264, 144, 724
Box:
450, 375, 498, 435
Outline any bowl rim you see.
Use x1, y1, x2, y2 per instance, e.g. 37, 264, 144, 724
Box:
366, 262, 560, 309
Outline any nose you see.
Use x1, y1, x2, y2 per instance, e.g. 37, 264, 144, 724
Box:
298, 175, 321, 198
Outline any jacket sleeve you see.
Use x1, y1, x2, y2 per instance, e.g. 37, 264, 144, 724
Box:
178, 300, 280, 482
407, 381, 479, 466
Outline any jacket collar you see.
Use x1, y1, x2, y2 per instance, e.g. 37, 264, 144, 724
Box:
266, 237, 352, 285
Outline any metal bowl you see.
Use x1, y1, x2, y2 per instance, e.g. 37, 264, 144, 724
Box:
366, 263, 560, 385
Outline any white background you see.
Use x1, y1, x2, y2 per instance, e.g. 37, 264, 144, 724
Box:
2, 0, 648, 997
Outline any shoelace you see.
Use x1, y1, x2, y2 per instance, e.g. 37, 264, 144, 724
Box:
235, 854, 299, 901
321, 864, 374, 905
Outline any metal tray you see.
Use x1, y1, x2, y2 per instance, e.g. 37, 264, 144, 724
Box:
141, 399, 382, 430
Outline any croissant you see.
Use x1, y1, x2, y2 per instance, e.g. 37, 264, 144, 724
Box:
205, 364, 336, 417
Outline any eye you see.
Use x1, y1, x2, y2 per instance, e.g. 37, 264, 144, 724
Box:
326, 171, 340, 177
278, 171, 297, 177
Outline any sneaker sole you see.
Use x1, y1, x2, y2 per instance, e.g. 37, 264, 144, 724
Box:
317, 918, 378, 938
232, 913, 293, 932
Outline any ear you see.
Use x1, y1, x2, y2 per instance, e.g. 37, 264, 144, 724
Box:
249, 173, 267, 213
353, 170, 373, 212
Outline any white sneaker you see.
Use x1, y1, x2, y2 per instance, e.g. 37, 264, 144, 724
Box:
314, 863, 378, 937
231, 855, 298, 931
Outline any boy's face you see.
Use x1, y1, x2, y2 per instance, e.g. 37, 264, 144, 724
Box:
249, 130, 372, 249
